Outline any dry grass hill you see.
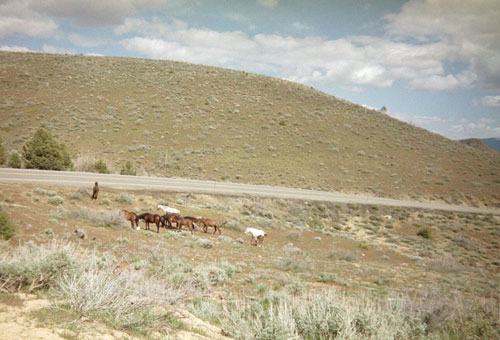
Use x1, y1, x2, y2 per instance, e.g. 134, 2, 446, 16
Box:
1, 51, 499, 208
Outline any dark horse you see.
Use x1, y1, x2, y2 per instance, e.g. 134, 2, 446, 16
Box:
91, 181, 99, 200
163, 213, 182, 229
137, 213, 162, 233
121, 210, 139, 229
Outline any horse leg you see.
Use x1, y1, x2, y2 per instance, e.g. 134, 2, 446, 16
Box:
156, 222, 160, 233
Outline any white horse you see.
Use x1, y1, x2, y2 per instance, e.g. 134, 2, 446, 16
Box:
158, 205, 180, 214
245, 227, 267, 247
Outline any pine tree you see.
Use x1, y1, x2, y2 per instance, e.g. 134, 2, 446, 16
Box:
8, 152, 22, 168
22, 129, 73, 170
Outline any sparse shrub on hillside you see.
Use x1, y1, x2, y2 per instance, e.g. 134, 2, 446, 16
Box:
8, 152, 22, 168
47, 196, 64, 205
0, 240, 78, 292
417, 227, 433, 239
113, 193, 133, 205
120, 160, 136, 175
67, 208, 127, 228
91, 159, 110, 174
0, 211, 15, 240
328, 249, 358, 262
0, 137, 6, 165
22, 128, 73, 170
220, 289, 498, 340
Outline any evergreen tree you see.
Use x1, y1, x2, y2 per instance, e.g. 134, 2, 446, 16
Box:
22, 129, 73, 170
8, 152, 22, 168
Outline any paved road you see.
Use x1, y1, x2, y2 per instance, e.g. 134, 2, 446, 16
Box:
1, 168, 499, 215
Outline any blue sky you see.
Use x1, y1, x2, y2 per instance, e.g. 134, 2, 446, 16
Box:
1, 0, 499, 139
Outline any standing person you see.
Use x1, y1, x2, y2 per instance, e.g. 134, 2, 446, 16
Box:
91, 181, 99, 200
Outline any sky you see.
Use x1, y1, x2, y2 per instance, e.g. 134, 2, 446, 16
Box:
1, 0, 499, 140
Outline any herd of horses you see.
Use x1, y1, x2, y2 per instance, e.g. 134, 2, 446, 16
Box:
120, 209, 223, 235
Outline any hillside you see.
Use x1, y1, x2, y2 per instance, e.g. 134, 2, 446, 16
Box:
1, 51, 499, 207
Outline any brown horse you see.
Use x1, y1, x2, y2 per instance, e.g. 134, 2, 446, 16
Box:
121, 210, 139, 229
91, 181, 99, 200
184, 216, 203, 231
164, 213, 182, 229
198, 218, 222, 235
176, 217, 194, 234
137, 213, 162, 233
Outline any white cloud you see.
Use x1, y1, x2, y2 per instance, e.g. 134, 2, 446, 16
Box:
0, 0, 61, 38
118, 18, 462, 90
0, 13, 59, 38
391, 111, 500, 139
0, 45, 35, 52
257, 0, 278, 8
385, 0, 500, 91
408, 70, 477, 91
477, 95, 500, 108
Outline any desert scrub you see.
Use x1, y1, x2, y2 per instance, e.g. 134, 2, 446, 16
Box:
0, 211, 15, 240
47, 196, 64, 205
66, 208, 127, 228
187, 299, 222, 326
0, 240, 79, 293
219, 289, 497, 340
113, 193, 133, 205
328, 249, 358, 262
54, 254, 192, 335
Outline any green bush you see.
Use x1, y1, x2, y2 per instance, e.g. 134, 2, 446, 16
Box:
0, 211, 15, 240
0, 136, 6, 165
417, 227, 432, 239
8, 152, 22, 168
22, 129, 73, 170
120, 160, 136, 175
92, 159, 109, 174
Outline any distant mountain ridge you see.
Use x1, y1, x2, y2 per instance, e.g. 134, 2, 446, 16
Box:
458, 138, 498, 153
481, 138, 500, 151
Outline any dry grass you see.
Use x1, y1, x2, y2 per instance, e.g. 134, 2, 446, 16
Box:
0, 51, 499, 207
0, 183, 499, 339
